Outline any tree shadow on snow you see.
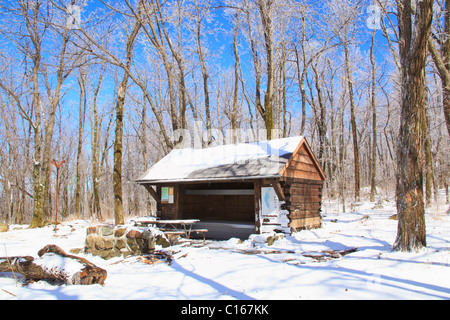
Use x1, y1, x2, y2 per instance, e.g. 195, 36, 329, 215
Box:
169, 260, 255, 300
255, 246, 450, 299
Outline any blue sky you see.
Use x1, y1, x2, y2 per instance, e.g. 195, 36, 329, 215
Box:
0, 0, 400, 157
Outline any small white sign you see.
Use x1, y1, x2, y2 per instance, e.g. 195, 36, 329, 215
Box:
261, 187, 279, 216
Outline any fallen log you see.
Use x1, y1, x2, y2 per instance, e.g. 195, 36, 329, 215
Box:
302, 247, 358, 261
0, 244, 107, 285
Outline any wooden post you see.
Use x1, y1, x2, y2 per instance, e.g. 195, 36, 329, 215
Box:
143, 184, 162, 217
271, 181, 285, 202
144, 184, 160, 203
178, 184, 184, 219
254, 180, 262, 234
156, 185, 162, 218
174, 184, 181, 219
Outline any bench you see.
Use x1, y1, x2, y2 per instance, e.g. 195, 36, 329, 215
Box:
135, 219, 207, 244
162, 231, 186, 235
162, 229, 208, 244
191, 229, 209, 243
162, 231, 186, 244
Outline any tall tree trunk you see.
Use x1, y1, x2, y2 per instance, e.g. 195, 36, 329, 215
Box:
339, 103, 347, 213
298, 15, 307, 135
294, 44, 307, 136
194, 13, 212, 143
75, 71, 87, 219
113, 20, 141, 226
41, 28, 70, 222
232, 11, 241, 140
343, 34, 360, 202
311, 64, 327, 171
247, 0, 274, 140
29, 2, 44, 228
281, 39, 288, 138
91, 64, 104, 221
393, 0, 433, 252
370, 26, 377, 203
442, 87, 450, 139
427, 0, 450, 139
445, 0, 450, 139
151, 0, 181, 134
424, 107, 433, 206
257, 0, 274, 139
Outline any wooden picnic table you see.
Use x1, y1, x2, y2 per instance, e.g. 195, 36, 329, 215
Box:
135, 218, 206, 240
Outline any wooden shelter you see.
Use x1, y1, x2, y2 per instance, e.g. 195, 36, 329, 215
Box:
136, 136, 325, 239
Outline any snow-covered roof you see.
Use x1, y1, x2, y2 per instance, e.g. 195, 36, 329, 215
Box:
136, 136, 305, 184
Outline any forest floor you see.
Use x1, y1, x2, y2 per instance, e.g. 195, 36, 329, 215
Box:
1, 194, 450, 300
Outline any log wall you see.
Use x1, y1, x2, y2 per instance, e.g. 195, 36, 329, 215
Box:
283, 179, 323, 231
282, 143, 324, 231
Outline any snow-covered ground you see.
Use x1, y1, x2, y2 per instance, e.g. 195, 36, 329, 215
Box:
1, 198, 449, 300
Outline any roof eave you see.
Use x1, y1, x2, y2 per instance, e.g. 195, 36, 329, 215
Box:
135, 174, 282, 185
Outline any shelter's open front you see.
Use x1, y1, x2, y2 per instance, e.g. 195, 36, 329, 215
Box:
182, 181, 255, 239
181, 182, 254, 222
136, 136, 326, 240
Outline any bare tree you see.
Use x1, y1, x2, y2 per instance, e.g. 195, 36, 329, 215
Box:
19, 0, 46, 228
0, 0, 85, 226
0, 0, 51, 228
324, 0, 364, 202
191, 0, 213, 141
342, 9, 361, 203
235, 0, 276, 139
71, 0, 143, 224
393, 0, 433, 252
231, 10, 242, 137
370, 24, 377, 202
75, 67, 87, 219
90, 62, 106, 221
113, 18, 142, 225
428, 0, 450, 139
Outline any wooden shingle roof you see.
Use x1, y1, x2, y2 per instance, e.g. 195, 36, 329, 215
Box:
136, 136, 324, 184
